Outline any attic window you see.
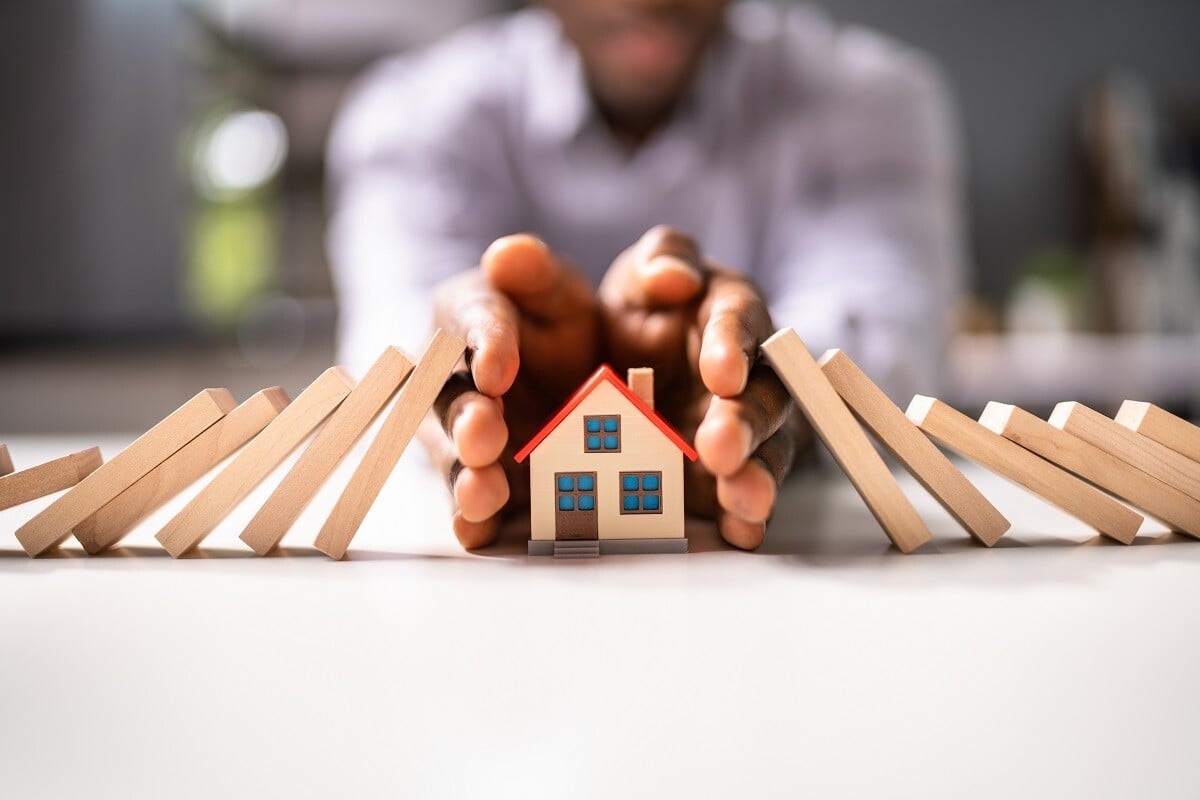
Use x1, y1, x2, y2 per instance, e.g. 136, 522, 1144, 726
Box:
584, 415, 621, 452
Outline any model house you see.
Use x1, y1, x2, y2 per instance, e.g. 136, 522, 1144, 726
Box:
514, 365, 698, 557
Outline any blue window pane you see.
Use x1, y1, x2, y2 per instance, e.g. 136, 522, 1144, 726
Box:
604, 435, 619, 450
623, 495, 639, 511
578, 495, 595, 511
586, 436, 601, 451
558, 475, 574, 492
642, 494, 660, 511
622, 475, 639, 491
586, 418, 601, 433
603, 417, 619, 432
642, 474, 659, 491
558, 496, 575, 512
577, 475, 594, 492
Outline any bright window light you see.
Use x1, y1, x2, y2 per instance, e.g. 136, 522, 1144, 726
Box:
196, 109, 288, 197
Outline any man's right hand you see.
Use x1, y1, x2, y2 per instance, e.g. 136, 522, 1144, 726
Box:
419, 235, 601, 549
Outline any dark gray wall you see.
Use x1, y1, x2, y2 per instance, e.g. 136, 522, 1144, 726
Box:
808, 0, 1200, 299
0, 0, 184, 340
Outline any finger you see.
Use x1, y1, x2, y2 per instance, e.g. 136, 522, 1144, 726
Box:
716, 460, 776, 526
601, 225, 705, 310
451, 395, 507, 469
481, 234, 595, 322
417, 412, 509, 550
693, 364, 794, 477
716, 423, 798, 534
453, 511, 501, 550
697, 273, 775, 397
432, 373, 509, 469
433, 273, 521, 397
454, 462, 511, 523
716, 509, 766, 551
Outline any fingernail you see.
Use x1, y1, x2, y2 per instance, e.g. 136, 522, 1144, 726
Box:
646, 254, 702, 282
725, 349, 750, 395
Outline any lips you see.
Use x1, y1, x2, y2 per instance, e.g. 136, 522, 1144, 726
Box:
604, 19, 696, 76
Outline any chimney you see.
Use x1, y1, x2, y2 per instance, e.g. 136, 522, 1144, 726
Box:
627, 367, 654, 410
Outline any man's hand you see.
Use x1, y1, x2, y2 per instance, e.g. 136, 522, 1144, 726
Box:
419, 227, 810, 550
420, 235, 600, 549
598, 226, 811, 549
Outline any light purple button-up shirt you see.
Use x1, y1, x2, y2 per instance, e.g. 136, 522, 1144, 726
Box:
327, 2, 964, 401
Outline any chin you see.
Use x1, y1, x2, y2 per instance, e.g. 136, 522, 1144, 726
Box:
600, 72, 692, 118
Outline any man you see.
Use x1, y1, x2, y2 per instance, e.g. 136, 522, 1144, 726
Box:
327, 0, 963, 550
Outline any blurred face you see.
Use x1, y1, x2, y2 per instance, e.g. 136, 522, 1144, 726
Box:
543, 0, 730, 133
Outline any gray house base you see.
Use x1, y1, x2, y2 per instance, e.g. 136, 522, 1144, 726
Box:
529, 538, 689, 558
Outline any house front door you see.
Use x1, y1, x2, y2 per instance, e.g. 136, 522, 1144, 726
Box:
553, 472, 598, 540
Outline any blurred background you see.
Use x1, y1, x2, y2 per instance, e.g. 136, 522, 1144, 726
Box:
1, 0, 1198, 432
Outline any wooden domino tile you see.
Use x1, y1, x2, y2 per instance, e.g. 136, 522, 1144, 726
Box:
908, 397, 1144, 543
0, 445, 12, 477
760, 329, 931, 554
75, 387, 290, 554
1116, 401, 1200, 465
819, 349, 1010, 546
240, 347, 414, 555
314, 330, 466, 560
982, 402, 1200, 540
1052, 402, 1200, 502
15, 389, 235, 556
0, 447, 104, 513
155, 367, 355, 558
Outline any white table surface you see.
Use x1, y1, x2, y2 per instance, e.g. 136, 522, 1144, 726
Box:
2, 433, 1199, 799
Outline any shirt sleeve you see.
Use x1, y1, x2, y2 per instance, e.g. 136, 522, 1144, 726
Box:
325, 43, 522, 376
760, 29, 966, 403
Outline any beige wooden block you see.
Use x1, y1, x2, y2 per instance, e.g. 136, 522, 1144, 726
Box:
1052, 402, 1200, 502
760, 329, 931, 553
314, 330, 466, 560
908, 396, 1143, 543
155, 368, 354, 558
0, 447, 104, 513
819, 349, 1010, 546
1116, 401, 1200, 465
75, 387, 290, 554
15, 389, 235, 556
240, 348, 414, 555
983, 402, 1200, 541
0, 444, 12, 476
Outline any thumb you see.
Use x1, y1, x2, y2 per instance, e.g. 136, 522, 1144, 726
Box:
481, 233, 594, 321
603, 225, 705, 309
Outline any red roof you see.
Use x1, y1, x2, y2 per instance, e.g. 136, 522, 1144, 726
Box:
513, 364, 698, 463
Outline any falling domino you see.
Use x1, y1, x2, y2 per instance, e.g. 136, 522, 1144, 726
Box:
1052, 402, 1200, 502
819, 349, 1010, 546
981, 402, 1200, 540
16, 390, 235, 557
0, 447, 104, 513
154, 367, 354, 557
760, 329, 931, 553
314, 330, 466, 560
240, 347, 415, 555
1115, 401, 1200, 465
74, 387, 291, 554
907, 396, 1143, 543
0, 445, 12, 477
